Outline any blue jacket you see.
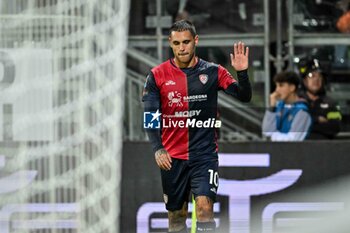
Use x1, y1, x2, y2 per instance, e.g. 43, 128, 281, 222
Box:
262, 100, 312, 141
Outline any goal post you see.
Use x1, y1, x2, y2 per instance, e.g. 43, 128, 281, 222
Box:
0, 1, 129, 233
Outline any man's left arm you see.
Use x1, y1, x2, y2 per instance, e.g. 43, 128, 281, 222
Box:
221, 69, 252, 102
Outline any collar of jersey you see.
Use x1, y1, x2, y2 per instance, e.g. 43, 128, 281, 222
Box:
169, 58, 201, 75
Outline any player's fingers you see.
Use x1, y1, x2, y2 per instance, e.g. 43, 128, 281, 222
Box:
157, 159, 165, 170
241, 42, 245, 54
155, 158, 162, 168
163, 160, 171, 170
245, 46, 249, 57
156, 154, 169, 170
238, 41, 242, 54
233, 43, 237, 55
166, 152, 172, 163
155, 154, 165, 169
230, 53, 233, 62
162, 155, 172, 170
159, 162, 166, 170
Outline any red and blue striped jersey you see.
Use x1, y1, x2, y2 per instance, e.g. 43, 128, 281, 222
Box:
143, 58, 251, 160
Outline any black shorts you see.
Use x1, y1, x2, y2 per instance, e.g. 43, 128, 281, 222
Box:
160, 156, 219, 211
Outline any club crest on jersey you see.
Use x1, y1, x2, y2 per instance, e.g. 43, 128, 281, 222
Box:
199, 74, 208, 84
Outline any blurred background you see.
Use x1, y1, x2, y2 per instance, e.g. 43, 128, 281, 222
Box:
0, 0, 350, 233
126, 0, 350, 141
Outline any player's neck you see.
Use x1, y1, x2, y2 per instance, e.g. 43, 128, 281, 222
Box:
173, 56, 198, 69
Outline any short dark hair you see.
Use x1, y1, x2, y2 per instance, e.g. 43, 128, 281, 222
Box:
274, 71, 300, 88
169, 20, 197, 38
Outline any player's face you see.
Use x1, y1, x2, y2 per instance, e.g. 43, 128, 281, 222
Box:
275, 82, 296, 102
303, 71, 323, 94
169, 30, 198, 68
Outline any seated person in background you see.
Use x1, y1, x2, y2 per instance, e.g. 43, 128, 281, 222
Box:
262, 71, 312, 141
299, 59, 342, 139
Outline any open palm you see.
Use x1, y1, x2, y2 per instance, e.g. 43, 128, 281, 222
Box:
230, 41, 249, 71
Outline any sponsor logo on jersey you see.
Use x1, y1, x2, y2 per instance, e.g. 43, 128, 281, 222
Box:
174, 110, 201, 117
165, 80, 176, 86
167, 91, 183, 107
183, 94, 207, 102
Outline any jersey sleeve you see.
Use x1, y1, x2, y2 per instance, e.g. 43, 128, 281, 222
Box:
142, 72, 160, 103
218, 65, 252, 102
217, 65, 236, 90
142, 72, 164, 152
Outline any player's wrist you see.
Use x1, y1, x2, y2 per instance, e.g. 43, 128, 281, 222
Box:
155, 148, 167, 156
236, 69, 248, 79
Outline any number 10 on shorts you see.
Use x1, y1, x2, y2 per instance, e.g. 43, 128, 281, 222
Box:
208, 169, 219, 187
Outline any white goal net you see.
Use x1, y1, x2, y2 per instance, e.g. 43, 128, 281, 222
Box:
0, 0, 129, 232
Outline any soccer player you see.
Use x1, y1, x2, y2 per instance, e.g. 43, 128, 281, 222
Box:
262, 71, 312, 141
142, 20, 251, 233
